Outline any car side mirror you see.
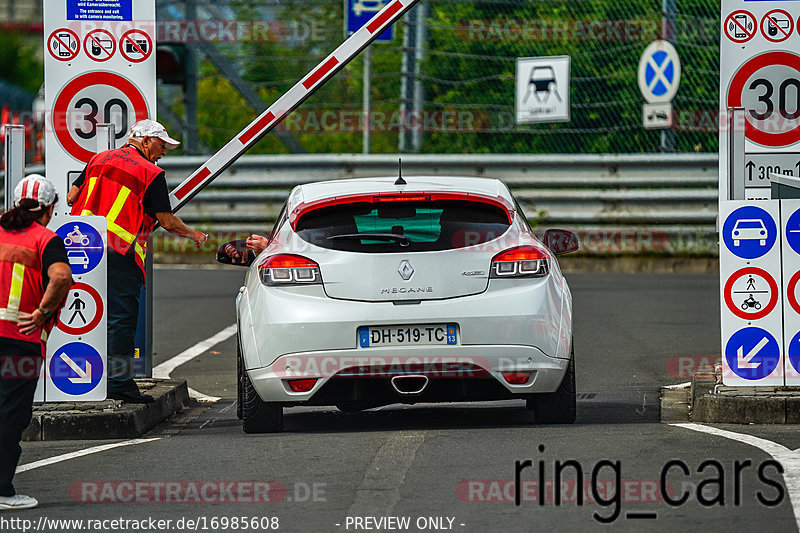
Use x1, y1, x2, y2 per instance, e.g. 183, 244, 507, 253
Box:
217, 239, 255, 267
543, 229, 580, 255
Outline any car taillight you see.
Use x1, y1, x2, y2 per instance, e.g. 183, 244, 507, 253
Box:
501, 372, 531, 385
287, 378, 318, 392
490, 246, 549, 278
259, 254, 321, 286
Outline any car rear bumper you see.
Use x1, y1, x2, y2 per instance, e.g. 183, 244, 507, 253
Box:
247, 344, 569, 404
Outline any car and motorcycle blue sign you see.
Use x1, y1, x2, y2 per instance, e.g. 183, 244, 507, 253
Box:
55, 220, 104, 274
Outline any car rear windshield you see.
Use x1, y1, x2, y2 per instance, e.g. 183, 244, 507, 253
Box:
295, 200, 512, 252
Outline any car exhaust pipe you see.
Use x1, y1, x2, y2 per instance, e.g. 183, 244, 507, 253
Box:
390, 375, 429, 395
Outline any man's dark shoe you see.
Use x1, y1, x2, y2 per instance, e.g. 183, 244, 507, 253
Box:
108, 389, 155, 404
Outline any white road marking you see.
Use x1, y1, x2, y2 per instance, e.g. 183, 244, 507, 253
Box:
347, 432, 425, 517
663, 381, 691, 390
16, 438, 159, 474
153, 324, 237, 402
673, 423, 800, 530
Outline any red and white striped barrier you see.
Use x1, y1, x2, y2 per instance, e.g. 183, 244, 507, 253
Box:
170, 0, 420, 212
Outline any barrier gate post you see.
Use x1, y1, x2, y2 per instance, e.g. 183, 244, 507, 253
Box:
3, 124, 25, 212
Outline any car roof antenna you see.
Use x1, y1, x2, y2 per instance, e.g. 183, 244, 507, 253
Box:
395, 158, 407, 186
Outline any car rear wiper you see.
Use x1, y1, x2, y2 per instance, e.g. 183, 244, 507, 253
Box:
327, 233, 410, 246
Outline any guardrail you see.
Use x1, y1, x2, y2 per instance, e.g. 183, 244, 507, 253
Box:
2, 154, 721, 254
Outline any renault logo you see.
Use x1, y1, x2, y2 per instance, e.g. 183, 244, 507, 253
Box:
398, 260, 414, 281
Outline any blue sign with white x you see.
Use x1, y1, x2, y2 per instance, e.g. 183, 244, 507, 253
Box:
638, 41, 681, 104
645, 51, 675, 98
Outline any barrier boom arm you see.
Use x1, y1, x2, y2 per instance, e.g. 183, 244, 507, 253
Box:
169, 0, 421, 212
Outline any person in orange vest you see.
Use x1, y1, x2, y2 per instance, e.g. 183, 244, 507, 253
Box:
0, 175, 72, 510
67, 119, 207, 403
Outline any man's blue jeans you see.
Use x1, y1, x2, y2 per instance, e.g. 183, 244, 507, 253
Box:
106, 252, 143, 393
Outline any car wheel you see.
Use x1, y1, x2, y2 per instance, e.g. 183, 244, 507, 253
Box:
236, 338, 243, 420
242, 363, 283, 433
526, 350, 576, 424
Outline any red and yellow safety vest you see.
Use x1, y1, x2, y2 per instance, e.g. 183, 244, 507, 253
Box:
70, 146, 162, 277
0, 222, 63, 353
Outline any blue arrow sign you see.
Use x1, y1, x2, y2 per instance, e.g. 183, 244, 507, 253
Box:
722, 206, 777, 259
56, 221, 104, 274
725, 327, 781, 380
50, 342, 104, 396
346, 0, 393, 41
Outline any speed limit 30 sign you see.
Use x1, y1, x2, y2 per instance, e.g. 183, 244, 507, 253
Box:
719, 0, 800, 202
44, 2, 156, 214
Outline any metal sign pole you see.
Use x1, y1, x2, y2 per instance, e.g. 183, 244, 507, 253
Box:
3, 124, 25, 212
96, 124, 114, 152
728, 108, 745, 200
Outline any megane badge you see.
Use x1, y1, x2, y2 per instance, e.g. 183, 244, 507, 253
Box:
398, 260, 414, 281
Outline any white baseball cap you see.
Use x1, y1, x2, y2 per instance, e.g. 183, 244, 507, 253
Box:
14, 174, 57, 211
129, 119, 180, 148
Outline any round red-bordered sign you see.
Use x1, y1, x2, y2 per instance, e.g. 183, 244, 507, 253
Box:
761, 10, 794, 43
788, 270, 800, 316
57, 283, 104, 336
725, 10, 757, 43
52, 72, 150, 162
47, 28, 80, 62
83, 29, 116, 62
119, 29, 153, 63
724, 267, 779, 320
728, 51, 800, 148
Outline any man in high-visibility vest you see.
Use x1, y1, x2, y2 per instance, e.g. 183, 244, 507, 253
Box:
0, 175, 71, 510
68, 119, 207, 403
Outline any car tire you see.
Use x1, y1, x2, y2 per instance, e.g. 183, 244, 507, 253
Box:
236, 338, 244, 420
526, 351, 576, 424
242, 363, 283, 433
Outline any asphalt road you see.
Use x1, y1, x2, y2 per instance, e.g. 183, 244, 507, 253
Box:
9, 268, 800, 533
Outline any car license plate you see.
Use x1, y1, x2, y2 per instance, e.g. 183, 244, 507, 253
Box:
358, 324, 458, 347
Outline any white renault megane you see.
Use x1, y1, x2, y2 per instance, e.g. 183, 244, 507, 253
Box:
218, 175, 579, 433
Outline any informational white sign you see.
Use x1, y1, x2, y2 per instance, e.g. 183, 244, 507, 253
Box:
515, 56, 570, 124
720, 0, 800, 201
643, 102, 673, 129
33, 216, 107, 402
719, 201, 784, 386
44, 0, 156, 216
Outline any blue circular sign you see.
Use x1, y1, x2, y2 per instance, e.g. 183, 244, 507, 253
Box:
722, 206, 777, 259
645, 50, 675, 97
725, 327, 781, 380
788, 331, 800, 374
50, 342, 104, 396
786, 209, 800, 255
56, 221, 104, 274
